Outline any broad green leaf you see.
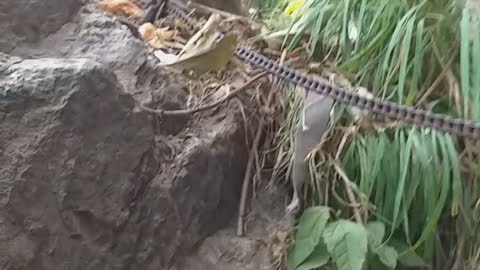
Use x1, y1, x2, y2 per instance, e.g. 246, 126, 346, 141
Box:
376, 246, 398, 269
323, 220, 368, 270
388, 239, 428, 267
366, 221, 397, 268
296, 242, 331, 270
368, 255, 393, 270
365, 221, 385, 249
398, 250, 427, 267
288, 206, 330, 269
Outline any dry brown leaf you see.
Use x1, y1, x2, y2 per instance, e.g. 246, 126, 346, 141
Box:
138, 23, 156, 41
158, 34, 238, 79
156, 27, 176, 40
138, 23, 178, 49
98, 0, 144, 20
178, 14, 222, 59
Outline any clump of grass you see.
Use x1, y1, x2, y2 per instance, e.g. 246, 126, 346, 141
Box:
259, 0, 480, 268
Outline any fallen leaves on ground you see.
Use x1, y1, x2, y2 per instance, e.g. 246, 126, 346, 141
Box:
156, 34, 238, 78
151, 13, 237, 78
98, 0, 144, 20
139, 23, 180, 49
178, 14, 222, 59
98, 3, 239, 82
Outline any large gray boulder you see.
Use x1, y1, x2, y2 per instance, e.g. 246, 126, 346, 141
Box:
0, 0, 283, 268
0, 56, 153, 269
0, 0, 83, 53
0, 56, 248, 269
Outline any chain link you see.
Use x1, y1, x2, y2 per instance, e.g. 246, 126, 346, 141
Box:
166, 4, 480, 139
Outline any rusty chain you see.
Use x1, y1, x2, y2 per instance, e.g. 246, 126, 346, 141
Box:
165, 3, 480, 140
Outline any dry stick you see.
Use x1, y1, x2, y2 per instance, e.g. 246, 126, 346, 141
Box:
333, 161, 363, 224
237, 51, 287, 236
237, 83, 276, 236
451, 235, 465, 270
140, 71, 267, 116
416, 54, 455, 106
237, 115, 264, 236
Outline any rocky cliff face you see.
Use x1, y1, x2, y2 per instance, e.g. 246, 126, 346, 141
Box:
0, 0, 83, 53
0, 53, 250, 269
0, 1, 287, 269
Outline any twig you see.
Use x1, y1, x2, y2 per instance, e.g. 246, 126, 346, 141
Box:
451, 235, 465, 270
237, 50, 287, 236
237, 83, 275, 236
416, 53, 455, 106
237, 115, 264, 236
333, 161, 363, 224
140, 71, 267, 117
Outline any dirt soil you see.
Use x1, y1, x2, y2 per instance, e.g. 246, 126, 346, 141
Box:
0, 0, 290, 269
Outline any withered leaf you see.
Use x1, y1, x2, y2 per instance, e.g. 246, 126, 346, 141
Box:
178, 13, 222, 59
98, 0, 144, 20
158, 34, 238, 79
139, 23, 178, 49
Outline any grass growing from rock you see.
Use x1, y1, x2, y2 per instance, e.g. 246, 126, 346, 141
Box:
258, 0, 480, 269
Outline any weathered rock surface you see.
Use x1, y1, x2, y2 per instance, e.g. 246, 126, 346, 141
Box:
4, 1, 148, 93
0, 0, 83, 53
0, 0, 287, 269
0, 55, 248, 269
175, 184, 289, 270
0, 56, 152, 269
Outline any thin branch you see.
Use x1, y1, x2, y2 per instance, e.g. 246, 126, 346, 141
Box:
140, 71, 268, 116
416, 53, 455, 106
237, 82, 275, 236
237, 50, 287, 236
237, 113, 265, 236
333, 161, 363, 224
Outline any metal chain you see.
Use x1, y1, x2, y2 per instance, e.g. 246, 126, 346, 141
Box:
166, 4, 480, 139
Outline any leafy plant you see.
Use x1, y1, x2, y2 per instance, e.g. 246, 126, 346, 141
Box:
323, 220, 368, 270
259, 0, 480, 268
287, 206, 406, 270
287, 206, 331, 270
